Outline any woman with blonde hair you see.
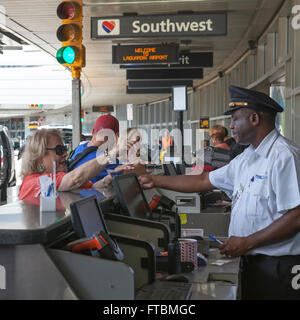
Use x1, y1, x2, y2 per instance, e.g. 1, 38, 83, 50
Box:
19, 129, 117, 200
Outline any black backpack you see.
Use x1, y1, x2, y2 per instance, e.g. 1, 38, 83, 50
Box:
66, 146, 98, 172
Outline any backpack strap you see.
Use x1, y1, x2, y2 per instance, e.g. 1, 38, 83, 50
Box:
66, 146, 98, 172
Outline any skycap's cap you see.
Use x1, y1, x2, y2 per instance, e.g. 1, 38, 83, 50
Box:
93, 114, 119, 135
224, 85, 284, 115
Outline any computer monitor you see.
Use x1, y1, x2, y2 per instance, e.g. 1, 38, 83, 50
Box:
175, 163, 186, 175
70, 195, 108, 238
163, 162, 178, 176
112, 173, 153, 220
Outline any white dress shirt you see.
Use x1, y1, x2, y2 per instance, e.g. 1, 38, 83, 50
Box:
209, 129, 300, 256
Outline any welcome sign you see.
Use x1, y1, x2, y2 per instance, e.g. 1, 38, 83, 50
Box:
112, 44, 179, 64
91, 13, 227, 39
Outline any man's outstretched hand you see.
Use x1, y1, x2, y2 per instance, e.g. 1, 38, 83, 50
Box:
138, 174, 155, 189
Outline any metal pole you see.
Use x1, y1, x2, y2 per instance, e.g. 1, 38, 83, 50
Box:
72, 78, 82, 148
176, 111, 184, 163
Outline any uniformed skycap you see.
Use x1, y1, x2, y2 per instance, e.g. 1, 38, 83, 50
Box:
224, 85, 284, 115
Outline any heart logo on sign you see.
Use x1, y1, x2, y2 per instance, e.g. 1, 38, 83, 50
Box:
102, 21, 115, 33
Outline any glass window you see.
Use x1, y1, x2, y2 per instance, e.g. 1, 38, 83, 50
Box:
274, 31, 278, 66
244, 61, 248, 87
287, 16, 291, 55
235, 68, 239, 85
167, 100, 173, 124
150, 104, 155, 124
161, 103, 165, 125
270, 85, 285, 135
263, 41, 267, 74
186, 92, 191, 120
228, 73, 232, 85
212, 83, 216, 115
198, 89, 202, 117
144, 106, 149, 124
253, 54, 257, 81
193, 89, 198, 120
138, 106, 143, 125
206, 86, 211, 116
155, 104, 160, 123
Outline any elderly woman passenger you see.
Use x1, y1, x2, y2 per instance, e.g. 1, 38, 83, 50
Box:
19, 129, 115, 200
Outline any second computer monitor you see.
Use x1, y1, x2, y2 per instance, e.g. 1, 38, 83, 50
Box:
112, 173, 153, 220
163, 162, 178, 176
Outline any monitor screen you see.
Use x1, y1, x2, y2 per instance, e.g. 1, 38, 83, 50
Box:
70, 195, 108, 237
172, 86, 187, 111
112, 174, 152, 219
163, 162, 178, 176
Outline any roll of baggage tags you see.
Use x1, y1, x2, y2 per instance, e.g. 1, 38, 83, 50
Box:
178, 238, 198, 269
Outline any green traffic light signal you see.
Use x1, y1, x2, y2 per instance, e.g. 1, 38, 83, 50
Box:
56, 1, 84, 78
56, 46, 77, 64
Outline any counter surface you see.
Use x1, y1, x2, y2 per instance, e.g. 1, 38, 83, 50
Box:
0, 192, 84, 244
0, 187, 238, 300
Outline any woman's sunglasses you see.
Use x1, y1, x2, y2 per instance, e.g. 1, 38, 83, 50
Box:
46, 144, 68, 156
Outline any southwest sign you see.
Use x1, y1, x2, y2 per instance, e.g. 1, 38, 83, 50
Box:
91, 13, 227, 39
112, 44, 179, 64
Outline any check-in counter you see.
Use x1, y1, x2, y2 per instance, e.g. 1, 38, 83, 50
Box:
104, 213, 171, 251
135, 241, 239, 300
0, 194, 135, 299
183, 209, 231, 238
154, 188, 202, 214
184, 246, 239, 300
143, 187, 231, 238
0, 189, 239, 300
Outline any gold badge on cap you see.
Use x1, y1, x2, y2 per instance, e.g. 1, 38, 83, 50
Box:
229, 102, 249, 108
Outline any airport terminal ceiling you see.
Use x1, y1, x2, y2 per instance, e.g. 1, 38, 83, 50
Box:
0, 0, 286, 114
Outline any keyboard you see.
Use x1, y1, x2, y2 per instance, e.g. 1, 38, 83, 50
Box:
136, 280, 192, 300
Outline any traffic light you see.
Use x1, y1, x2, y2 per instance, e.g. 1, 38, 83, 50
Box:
29, 104, 43, 108
80, 109, 85, 123
56, 0, 85, 79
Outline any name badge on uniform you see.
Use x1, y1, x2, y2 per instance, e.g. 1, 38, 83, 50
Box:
255, 174, 267, 180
